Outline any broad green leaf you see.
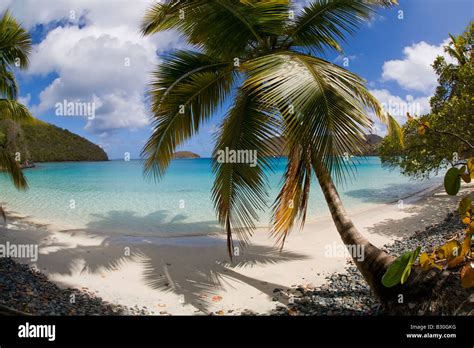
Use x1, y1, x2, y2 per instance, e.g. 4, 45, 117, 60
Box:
444, 167, 461, 195
382, 247, 420, 287
401, 246, 421, 284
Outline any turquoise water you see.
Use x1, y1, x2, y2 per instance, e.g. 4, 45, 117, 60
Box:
0, 158, 440, 237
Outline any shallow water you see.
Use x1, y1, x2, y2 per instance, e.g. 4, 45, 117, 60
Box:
0, 157, 441, 237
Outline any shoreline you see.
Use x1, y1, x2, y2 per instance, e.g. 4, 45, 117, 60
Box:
0, 182, 470, 315
0, 180, 444, 242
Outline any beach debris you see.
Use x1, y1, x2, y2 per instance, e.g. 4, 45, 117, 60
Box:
211, 295, 223, 302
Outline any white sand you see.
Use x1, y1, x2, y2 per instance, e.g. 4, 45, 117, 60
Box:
0, 183, 468, 315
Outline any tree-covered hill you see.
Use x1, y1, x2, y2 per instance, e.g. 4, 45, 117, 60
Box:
0, 120, 108, 163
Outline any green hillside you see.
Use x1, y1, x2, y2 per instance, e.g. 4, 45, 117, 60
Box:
0, 120, 108, 163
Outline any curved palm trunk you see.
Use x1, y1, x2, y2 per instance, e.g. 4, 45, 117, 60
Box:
314, 166, 395, 303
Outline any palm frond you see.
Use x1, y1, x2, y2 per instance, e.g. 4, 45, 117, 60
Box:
270, 144, 312, 248
0, 10, 32, 69
0, 146, 28, 190
242, 50, 403, 243
142, 51, 236, 180
0, 99, 34, 123
211, 89, 280, 257
141, 0, 289, 58
0, 66, 18, 99
285, 0, 397, 53
243, 51, 375, 183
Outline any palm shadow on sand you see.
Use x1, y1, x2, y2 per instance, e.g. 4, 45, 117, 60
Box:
19, 210, 309, 313
344, 182, 434, 204
360, 188, 460, 239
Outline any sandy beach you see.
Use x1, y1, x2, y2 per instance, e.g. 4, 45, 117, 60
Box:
0, 183, 470, 315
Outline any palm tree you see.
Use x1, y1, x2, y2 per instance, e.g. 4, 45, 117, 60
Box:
0, 10, 35, 218
141, 0, 403, 302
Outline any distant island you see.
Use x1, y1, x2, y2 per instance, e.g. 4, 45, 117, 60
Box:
0, 120, 108, 163
265, 134, 383, 157
173, 151, 201, 159
364, 134, 384, 156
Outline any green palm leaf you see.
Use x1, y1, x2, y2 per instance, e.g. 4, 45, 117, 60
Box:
141, 0, 404, 256
243, 51, 375, 181
0, 146, 27, 190
0, 99, 34, 123
142, 51, 236, 179
0, 10, 32, 219
211, 90, 280, 256
141, 0, 290, 58
285, 0, 397, 53
243, 51, 401, 245
0, 67, 18, 99
0, 10, 31, 69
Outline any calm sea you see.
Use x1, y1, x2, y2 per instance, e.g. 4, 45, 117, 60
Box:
0, 157, 441, 237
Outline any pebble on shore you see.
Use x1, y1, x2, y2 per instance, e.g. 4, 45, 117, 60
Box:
0, 212, 471, 316
0, 258, 149, 315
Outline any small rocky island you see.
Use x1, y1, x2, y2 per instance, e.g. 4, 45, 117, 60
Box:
173, 151, 201, 159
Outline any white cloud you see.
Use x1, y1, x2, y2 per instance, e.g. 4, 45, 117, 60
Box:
381, 40, 451, 93
18, 93, 32, 108
6, 1, 186, 135
369, 89, 431, 135
27, 25, 156, 133
371, 89, 431, 121
0, 0, 154, 29
371, 38, 455, 135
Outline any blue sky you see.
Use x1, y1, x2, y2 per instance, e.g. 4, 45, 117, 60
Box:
5, 0, 474, 159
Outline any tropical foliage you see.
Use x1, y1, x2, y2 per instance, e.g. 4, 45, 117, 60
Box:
381, 23, 474, 289
380, 22, 473, 179
141, 0, 401, 257
382, 125, 473, 289
0, 10, 34, 193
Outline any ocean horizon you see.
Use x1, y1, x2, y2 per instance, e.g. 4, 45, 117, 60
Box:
0, 157, 442, 237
